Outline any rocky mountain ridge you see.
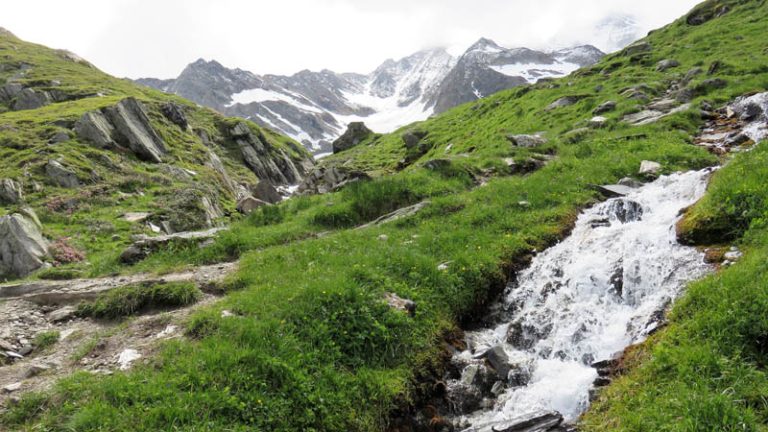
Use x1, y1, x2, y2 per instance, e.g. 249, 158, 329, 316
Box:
137, 39, 605, 154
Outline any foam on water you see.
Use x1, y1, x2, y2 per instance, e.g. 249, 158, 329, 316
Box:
454, 169, 714, 429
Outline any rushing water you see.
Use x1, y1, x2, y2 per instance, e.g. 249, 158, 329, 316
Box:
450, 169, 714, 431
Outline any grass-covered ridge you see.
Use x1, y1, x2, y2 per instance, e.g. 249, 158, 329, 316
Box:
0, 28, 312, 280
3, 0, 768, 430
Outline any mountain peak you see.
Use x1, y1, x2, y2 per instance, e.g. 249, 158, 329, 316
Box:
467, 37, 505, 53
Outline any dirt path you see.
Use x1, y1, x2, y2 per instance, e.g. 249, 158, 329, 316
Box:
0, 262, 237, 411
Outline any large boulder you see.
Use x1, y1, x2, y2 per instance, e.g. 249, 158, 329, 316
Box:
45, 160, 80, 188
75, 97, 166, 163
0, 209, 49, 279
252, 181, 281, 204
236, 196, 268, 215
0, 179, 23, 204
103, 98, 167, 163
332, 122, 373, 154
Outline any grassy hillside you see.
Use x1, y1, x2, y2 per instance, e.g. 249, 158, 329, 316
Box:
0, 28, 311, 280
3, 0, 768, 430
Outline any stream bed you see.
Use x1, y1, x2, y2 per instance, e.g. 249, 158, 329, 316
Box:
448, 169, 715, 431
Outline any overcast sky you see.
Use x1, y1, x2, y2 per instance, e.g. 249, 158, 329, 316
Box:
2, 0, 700, 79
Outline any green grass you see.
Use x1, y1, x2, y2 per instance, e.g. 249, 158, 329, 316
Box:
3, 0, 768, 430
32, 330, 60, 351
76, 282, 202, 319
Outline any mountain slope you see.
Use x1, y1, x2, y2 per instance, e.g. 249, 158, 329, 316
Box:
5, 0, 768, 430
137, 42, 604, 154
0, 27, 312, 280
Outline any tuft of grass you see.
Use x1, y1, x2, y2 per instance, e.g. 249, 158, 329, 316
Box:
32, 330, 60, 351
77, 282, 202, 319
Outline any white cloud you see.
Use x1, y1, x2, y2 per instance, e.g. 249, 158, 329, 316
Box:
1, 0, 700, 79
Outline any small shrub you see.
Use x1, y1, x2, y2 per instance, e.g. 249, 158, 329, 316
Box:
49, 238, 86, 265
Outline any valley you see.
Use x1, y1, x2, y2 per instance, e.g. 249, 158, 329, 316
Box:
1, 0, 768, 431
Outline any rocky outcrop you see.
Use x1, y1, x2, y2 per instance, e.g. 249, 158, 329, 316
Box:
0, 209, 49, 279
0, 179, 23, 204
12, 88, 52, 111
75, 97, 167, 163
332, 122, 373, 154
45, 160, 80, 188
230, 122, 306, 185
297, 166, 371, 195
160, 102, 188, 129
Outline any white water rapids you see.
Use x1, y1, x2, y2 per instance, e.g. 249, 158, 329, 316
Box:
452, 169, 714, 430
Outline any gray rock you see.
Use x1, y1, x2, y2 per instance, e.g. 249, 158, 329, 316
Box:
647, 99, 679, 112
230, 122, 304, 185
507, 134, 547, 148
478, 345, 511, 381
160, 102, 188, 129
23, 363, 51, 378
656, 59, 680, 72
45, 160, 80, 188
622, 41, 652, 56
384, 292, 417, 316
332, 122, 372, 154
2, 382, 22, 393
103, 98, 167, 163
298, 166, 371, 195
252, 181, 282, 204
74, 111, 117, 149
12, 88, 51, 110
0, 210, 49, 279
0, 179, 23, 204
618, 177, 643, 188
593, 101, 616, 115
48, 306, 77, 323
49, 131, 71, 144
596, 184, 633, 198
546, 96, 585, 111
639, 160, 662, 176
236, 196, 268, 215
490, 411, 563, 432
588, 116, 608, 128
402, 130, 428, 149
684, 67, 703, 82
0, 83, 23, 103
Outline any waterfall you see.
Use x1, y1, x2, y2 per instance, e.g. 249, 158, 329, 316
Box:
449, 169, 714, 431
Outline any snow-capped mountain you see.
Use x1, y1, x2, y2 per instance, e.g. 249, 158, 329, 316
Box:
137, 39, 604, 154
